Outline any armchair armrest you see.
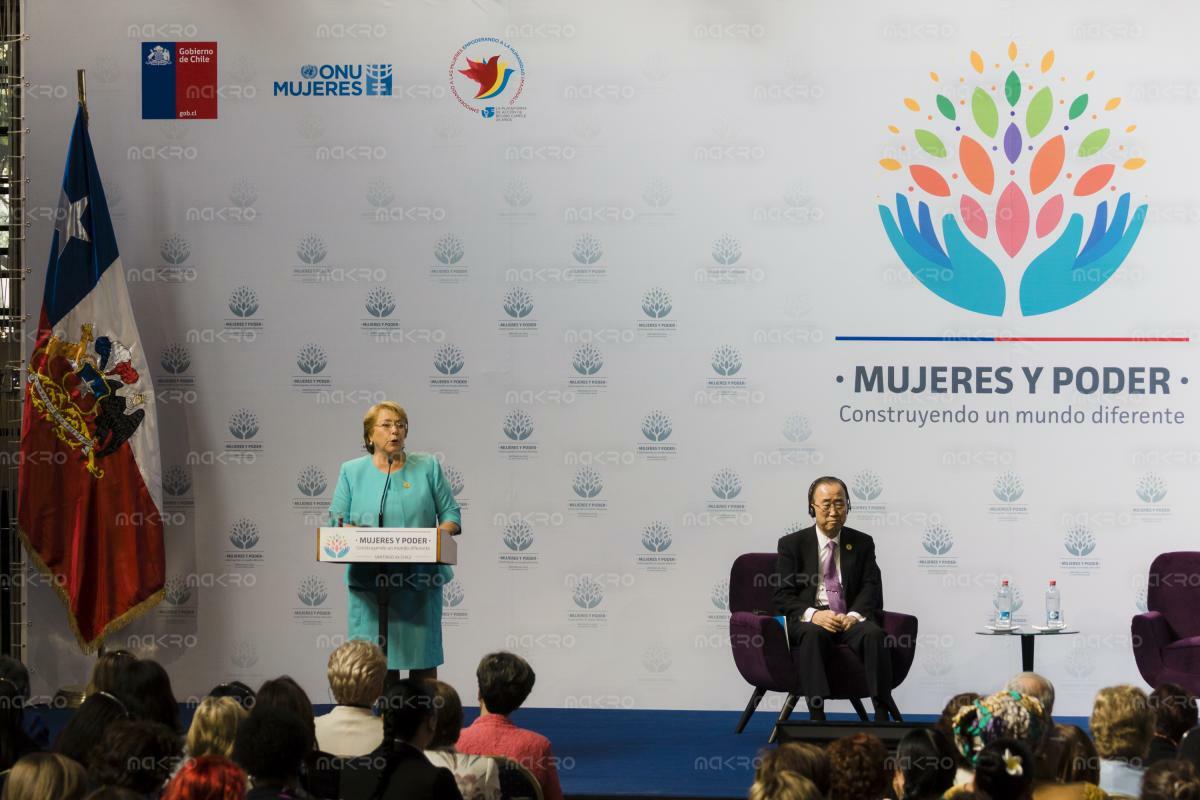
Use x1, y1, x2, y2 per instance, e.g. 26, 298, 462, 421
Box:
882, 610, 919, 689
729, 611, 796, 691
1132, 610, 1172, 687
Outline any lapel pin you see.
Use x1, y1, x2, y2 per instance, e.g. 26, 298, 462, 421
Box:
845, 543, 853, 550
402, 481, 412, 489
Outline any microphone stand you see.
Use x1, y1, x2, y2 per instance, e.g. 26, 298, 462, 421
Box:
376, 454, 394, 657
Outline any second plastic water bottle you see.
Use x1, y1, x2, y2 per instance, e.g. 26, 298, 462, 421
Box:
995, 579, 1013, 629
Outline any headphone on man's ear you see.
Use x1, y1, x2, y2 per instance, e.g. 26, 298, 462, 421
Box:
807, 476, 851, 517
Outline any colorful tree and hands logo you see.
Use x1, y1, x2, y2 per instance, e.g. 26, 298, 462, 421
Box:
878, 44, 1147, 316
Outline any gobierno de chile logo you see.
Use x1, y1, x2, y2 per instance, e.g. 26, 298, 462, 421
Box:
878, 43, 1148, 317
449, 37, 526, 117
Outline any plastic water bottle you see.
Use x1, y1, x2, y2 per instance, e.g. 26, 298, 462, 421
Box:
994, 580, 1013, 629
1045, 580, 1063, 628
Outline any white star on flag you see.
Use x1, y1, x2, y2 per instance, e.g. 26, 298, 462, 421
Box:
55, 191, 89, 260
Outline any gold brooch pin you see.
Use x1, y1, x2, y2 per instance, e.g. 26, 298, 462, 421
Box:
402, 482, 412, 489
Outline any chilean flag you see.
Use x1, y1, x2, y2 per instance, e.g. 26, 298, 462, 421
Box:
18, 107, 164, 650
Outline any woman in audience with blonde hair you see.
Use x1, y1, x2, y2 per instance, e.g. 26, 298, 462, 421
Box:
1, 752, 87, 800
748, 771, 822, 800
1091, 684, 1155, 798
186, 697, 248, 759
314, 639, 386, 757
424, 680, 500, 800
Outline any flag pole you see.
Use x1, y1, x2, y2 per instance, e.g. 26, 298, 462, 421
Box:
76, 69, 88, 124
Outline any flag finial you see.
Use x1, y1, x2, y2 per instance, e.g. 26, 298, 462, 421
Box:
76, 69, 87, 123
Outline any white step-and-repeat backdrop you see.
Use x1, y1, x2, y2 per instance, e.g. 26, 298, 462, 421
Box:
23, 1, 1198, 717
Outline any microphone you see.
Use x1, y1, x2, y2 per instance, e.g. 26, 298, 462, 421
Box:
378, 454, 394, 527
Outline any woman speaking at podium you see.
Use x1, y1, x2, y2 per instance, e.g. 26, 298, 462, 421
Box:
328, 401, 461, 681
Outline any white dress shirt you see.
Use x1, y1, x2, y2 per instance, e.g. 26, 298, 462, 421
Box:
314, 704, 384, 757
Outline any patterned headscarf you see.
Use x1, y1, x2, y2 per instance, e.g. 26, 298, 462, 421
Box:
951, 690, 1049, 766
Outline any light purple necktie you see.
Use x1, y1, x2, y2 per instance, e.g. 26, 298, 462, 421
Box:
823, 539, 847, 614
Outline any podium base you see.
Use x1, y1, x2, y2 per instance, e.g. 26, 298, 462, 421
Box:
775, 718, 932, 751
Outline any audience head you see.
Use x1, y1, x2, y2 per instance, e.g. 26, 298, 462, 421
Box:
428, 680, 465, 750
952, 690, 1049, 766
0, 673, 27, 770
476, 651, 536, 716
232, 705, 311, 790
0, 657, 31, 701
186, 696, 248, 759
54, 691, 133, 765
1090, 684, 1154, 762
207, 681, 255, 711
893, 728, 957, 800
748, 772, 821, 800
1152, 683, 1198, 746
1004, 673, 1056, 717
113, 658, 180, 733
1034, 723, 1100, 785
756, 742, 830, 797
380, 678, 438, 749
87, 719, 182, 794
2, 752, 87, 800
1142, 759, 1200, 800
827, 732, 890, 800
161, 754, 249, 800
938, 692, 982, 770
85, 650, 136, 697
326, 640, 386, 708
255, 676, 316, 745
82, 788, 142, 800
973, 738, 1036, 800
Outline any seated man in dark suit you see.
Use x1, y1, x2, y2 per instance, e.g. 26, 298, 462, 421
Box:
340, 678, 464, 800
773, 475, 894, 721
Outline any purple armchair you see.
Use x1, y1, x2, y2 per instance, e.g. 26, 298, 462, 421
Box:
1132, 551, 1200, 695
729, 552, 918, 736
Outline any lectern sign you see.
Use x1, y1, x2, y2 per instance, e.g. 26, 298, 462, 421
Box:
315, 527, 457, 564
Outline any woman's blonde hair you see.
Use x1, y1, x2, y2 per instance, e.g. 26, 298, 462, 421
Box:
362, 402, 407, 454
327, 640, 387, 707
1090, 684, 1154, 761
748, 772, 821, 800
1, 753, 86, 800
186, 696, 248, 758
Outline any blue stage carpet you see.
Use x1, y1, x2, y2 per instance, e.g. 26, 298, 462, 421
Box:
460, 708, 905, 798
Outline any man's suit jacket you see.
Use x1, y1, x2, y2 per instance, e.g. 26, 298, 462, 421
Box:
773, 525, 883, 626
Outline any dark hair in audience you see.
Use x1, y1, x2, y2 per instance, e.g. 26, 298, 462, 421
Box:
381, 679, 437, 743
1143, 759, 1200, 800
208, 680, 256, 711
255, 676, 316, 743
85, 650, 136, 697
827, 732, 890, 800
974, 738, 1035, 800
54, 692, 132, 765
0, 673, 33, 771
894, 728, 957, 800
0, 656, 31, 699
113, 658, 180, 733
1153, 684, 1199, 745
428, 680, 464, 750
476, 651, 535, 716
87, 719, 182, 794
82, 788, 143, 800
938, 692, 981, 769
232, 706, 311, 787
756, 742, 830, 797
1035, 723, 1100, 784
